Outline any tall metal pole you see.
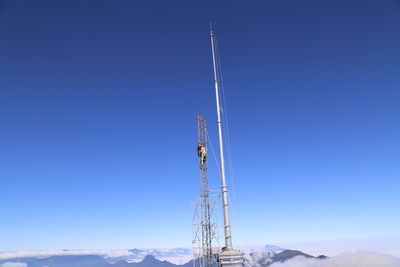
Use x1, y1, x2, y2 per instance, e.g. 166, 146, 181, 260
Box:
210, 27, 233, 251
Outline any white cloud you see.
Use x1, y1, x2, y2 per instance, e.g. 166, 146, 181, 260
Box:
277, 235, 400, 258
0, 248, 193, 265
1, 262, 27, 267
0, 250, 133, 260
269, 251, 400, 267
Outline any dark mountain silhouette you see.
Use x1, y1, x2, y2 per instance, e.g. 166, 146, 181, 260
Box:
256, 249, 327, 266
272, 250, 313, 262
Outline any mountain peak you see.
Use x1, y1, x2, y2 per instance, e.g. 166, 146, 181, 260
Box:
142, 255, 159, 263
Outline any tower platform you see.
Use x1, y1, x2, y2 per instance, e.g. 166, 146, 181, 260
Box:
217, 249, 244, 267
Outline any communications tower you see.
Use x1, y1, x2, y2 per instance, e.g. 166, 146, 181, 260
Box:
193, 115, 217, 267
193, 26, 243, 267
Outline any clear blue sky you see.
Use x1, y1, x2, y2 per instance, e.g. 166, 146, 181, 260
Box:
1, 0, 399, 251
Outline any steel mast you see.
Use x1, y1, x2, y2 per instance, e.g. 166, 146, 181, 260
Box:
210, 27, 232, 251
210, 26, 243, 267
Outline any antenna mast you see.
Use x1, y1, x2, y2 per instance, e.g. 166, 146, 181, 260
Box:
209, 26, 233, 250
209, 25, 243, 267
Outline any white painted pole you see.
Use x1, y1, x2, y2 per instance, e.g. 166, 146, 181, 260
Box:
210, 27, 233, 251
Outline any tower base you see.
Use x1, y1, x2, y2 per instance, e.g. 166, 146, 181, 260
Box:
217, 249, 244, 267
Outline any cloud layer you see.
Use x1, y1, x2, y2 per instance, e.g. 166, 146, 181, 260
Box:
0, 249, 132, 260
0, 249, 193, 265
1, 263, 27, 267
277, 236, 400, 258
269, 251, 400, 267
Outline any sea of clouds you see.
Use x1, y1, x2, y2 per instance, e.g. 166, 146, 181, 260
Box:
0, 263, 27, 267
0, 249, 132, 260
0, 248, 193, 265
2, 251, 400, 267
269, 251, 400, 267
277, 236, 400, 258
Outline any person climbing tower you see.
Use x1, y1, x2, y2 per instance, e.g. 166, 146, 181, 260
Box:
197, 143, 207, 169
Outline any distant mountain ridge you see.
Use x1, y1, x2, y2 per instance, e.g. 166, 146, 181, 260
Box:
244, 247, 327, 267
0, 255, 193, 267
0, 246, 327, 267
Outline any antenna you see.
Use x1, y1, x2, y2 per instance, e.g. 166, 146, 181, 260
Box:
209, 27, 244, 267
209, 25, 233, 251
